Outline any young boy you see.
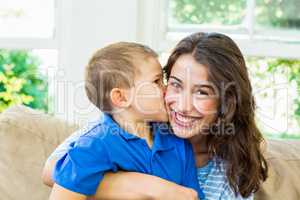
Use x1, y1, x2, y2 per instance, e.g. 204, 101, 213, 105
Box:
48, 42, 204, 200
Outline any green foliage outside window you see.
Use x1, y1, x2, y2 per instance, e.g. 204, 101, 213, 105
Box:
0, 49, 48, 112
247, 58, 300, 134
256, 0, 300, 29
170, 0, 300, 29
170, 0, 246, 25
265, 59, 300, 125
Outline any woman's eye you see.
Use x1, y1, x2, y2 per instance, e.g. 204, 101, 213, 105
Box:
196, 90, 209, 96
170, 81, 180, 88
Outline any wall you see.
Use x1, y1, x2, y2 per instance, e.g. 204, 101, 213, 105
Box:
55, 0, 139, 125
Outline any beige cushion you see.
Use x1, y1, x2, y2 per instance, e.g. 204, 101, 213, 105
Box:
0, 105, 78, 200
255, 139, 300, 200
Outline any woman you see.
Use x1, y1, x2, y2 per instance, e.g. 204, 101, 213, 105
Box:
42, 32, 268, 199
163, 32, 268, 199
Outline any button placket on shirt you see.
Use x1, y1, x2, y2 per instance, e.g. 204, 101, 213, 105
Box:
138, 139, 153, 173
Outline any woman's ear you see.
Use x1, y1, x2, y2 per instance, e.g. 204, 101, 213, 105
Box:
221, 95, 236, 123
110, 88, 131, 108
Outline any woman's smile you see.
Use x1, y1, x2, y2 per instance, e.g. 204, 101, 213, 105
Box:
170, 108, 203, 129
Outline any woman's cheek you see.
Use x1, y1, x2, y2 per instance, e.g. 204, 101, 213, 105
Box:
164, 89, 176, 105
194, 99, 218, 115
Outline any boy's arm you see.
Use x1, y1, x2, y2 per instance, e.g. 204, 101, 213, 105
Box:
93, 172, 198, 200
42, 128, 83, 187
42, 158, 56, 187
49, 183, 87, 200
52, 136, 116, 197
43, 157, 197, 200
42, 157, 156, 199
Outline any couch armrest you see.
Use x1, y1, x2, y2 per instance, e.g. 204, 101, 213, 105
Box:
255, 139, 300, 200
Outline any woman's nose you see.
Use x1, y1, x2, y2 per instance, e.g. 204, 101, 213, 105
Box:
178, 92, 193, 113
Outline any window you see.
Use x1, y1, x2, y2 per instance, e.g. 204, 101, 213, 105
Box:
247, 57, 300, 139
0, 0, 62, 113
0, 0, 55, 38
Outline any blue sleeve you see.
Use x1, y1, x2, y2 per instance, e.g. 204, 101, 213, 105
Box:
53, 136, 115, 196
47, 129, 83, 162
182, 141, 205, 200
47, 121, 101, 162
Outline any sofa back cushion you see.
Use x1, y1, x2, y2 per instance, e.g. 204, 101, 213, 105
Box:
0, 105, 78, 200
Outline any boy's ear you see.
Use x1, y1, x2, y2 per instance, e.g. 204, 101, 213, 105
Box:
110, 88, 131, 108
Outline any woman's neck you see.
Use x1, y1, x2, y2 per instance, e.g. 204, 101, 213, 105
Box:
189, 134, 210, 167
189, 134, 208, 153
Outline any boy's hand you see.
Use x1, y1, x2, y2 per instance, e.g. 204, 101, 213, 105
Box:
179, 188, 199, 200
153, 181, 198, 200
154, 184, 199, 200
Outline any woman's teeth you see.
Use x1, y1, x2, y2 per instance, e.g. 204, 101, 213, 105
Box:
173, 111, 201, 127
176, 113, 195, 123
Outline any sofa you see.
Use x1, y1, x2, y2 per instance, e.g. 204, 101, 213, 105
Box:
0, 105, 299, 200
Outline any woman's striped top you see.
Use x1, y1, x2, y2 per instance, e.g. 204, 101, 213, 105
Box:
197, 157, 254, 200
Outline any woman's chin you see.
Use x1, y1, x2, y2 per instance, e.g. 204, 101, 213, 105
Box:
171, 122, 198, 139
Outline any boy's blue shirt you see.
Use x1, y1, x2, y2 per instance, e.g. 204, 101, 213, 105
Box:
53, 113, 205, 199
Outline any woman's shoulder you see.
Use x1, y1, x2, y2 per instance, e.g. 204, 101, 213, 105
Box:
198, 157, 253, 200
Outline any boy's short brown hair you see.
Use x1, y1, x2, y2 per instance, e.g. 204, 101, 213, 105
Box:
85, 42, 158, 112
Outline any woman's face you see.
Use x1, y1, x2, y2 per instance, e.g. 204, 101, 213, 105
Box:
165, 54, 219, 139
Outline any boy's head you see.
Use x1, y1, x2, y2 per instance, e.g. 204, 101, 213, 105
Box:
85, 42, 168, 122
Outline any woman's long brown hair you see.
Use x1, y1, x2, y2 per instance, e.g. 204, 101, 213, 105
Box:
164, 32, 268, 198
